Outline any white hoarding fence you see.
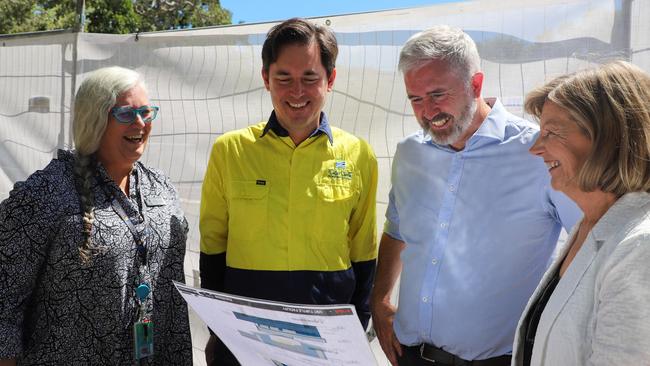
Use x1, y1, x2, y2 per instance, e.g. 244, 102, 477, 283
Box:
1, 0, 648, 297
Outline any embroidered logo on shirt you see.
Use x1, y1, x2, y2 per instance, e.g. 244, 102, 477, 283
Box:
256, 180, 266, 186
335, 160, 346, 169
327, 168, 352, 180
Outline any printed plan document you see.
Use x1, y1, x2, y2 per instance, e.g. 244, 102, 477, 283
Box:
174, 282, 377, 366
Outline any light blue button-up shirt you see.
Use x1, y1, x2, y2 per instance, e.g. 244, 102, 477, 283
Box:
384, 99, 581, 360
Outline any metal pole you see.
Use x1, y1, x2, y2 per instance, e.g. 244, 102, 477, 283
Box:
68, 0, 85, 150
622, 0, 633, 61
75, 0, 86, 33
612, 0, 633, 61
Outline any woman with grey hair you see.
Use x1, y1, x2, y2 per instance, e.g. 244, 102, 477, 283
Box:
512, 61, 650, 365
0, 66, 192, 365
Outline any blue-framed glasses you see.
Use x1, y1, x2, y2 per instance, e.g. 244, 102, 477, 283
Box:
110, 105, 159, 124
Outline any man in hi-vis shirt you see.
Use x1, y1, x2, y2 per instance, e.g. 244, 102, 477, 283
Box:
199, 18, 378, 366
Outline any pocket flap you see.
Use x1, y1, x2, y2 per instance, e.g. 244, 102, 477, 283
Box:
231, 181, 269, 199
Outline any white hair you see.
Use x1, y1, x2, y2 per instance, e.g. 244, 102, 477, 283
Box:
71, 66, 144, 264
73, 66, 144, 155
398, 25, 481, 83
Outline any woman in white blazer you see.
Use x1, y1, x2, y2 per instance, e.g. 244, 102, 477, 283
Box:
511, 61, 650, 366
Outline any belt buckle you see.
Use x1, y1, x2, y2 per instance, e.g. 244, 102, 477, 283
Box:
419, 344, 437, 363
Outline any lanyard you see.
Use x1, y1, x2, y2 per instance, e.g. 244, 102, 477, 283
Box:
110, 197, 151, 320
99, 170, 156, 360
111, 197, 149, 267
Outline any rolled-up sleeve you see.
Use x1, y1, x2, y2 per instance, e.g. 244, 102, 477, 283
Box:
383, 145, 403, 242
383, 188, 403, 242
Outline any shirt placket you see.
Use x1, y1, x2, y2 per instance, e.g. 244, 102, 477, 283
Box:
419, 151, 465, 341
284, 136, 298, 269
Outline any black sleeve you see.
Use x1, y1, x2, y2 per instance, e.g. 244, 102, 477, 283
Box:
199, 252, 227, 292
350, 259, 377, 330
199, 252, 227, 337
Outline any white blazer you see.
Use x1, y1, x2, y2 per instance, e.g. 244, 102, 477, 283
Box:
512, 192, 650, 366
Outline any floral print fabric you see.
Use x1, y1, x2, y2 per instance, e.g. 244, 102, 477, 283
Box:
0, 150, 192, 365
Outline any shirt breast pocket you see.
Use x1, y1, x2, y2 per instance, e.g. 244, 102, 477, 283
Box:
229, 181, 269, 242
315, 182, 355, 247
316, 183, 354, 202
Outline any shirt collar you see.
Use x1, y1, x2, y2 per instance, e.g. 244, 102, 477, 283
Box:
472, 97, 507, 142
260, 110, 334, 145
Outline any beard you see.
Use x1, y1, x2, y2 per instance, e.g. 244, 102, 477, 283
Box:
421, 95, 477, 146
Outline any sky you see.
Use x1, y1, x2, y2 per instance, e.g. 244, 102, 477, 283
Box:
220, 0, 457, 25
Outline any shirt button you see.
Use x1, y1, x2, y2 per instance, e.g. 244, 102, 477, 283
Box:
449, 185, 455, 192
431, 258, 438, 265
422, 297, 428, 303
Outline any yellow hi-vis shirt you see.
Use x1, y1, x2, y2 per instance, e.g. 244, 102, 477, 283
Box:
200, 121, 378, 272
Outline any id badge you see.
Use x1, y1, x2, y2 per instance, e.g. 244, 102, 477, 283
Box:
134, 321, 154, 359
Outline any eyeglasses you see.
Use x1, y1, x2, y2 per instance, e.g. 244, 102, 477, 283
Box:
110, 105, 160, 124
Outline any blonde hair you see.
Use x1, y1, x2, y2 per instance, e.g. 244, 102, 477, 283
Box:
525, 61, 650, 196
72, 66, 145, 263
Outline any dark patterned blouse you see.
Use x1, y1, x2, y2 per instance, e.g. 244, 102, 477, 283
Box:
0, 150, 192, 365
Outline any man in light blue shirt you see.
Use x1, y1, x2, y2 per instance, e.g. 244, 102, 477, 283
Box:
370, 25, 580, 366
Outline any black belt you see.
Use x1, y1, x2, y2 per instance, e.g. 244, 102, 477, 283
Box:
419, 344, 511, 366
